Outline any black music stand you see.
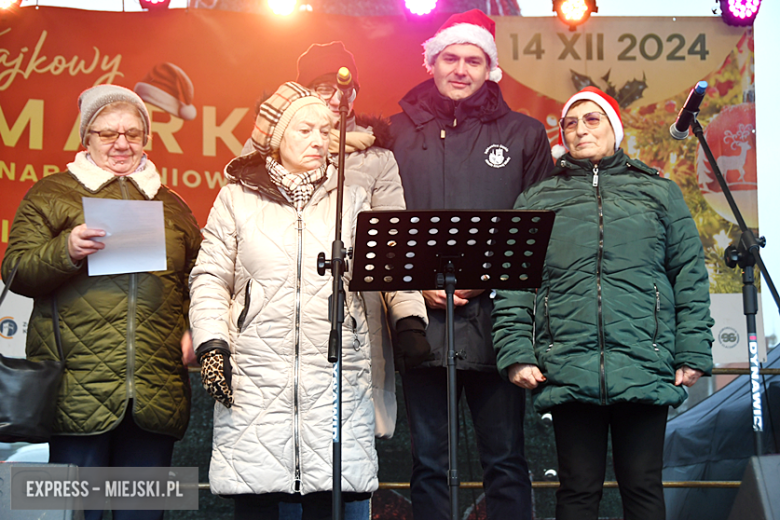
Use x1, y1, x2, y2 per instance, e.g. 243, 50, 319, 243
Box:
350, 209, 554, 520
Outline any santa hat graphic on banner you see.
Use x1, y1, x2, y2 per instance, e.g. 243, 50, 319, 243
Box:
134, 62, 197, 121
552, 86, 624, 159
423, 9, 502, 83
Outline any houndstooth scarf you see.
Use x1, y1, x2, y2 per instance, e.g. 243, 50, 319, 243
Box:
266, 156, 327, 211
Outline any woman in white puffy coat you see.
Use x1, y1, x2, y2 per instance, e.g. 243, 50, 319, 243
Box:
189, 83, 428, 519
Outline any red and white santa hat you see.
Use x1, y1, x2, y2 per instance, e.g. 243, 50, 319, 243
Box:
134, 62, 197, 121
552, 86, 623, 159
423, 9, 502, 83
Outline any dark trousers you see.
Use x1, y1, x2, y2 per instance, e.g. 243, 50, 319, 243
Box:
551, 402, 669, 520
48, 404, 176, 520
235, 491, 370, 520
402, 367, 532, 520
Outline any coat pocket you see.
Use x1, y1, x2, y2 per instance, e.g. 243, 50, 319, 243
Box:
237, 280, 252, 331
544, 289, 554, 353
233, 280, 265, 333
652, 283, 661, 355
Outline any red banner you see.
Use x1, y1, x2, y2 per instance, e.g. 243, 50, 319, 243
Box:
0, 7, 759, 361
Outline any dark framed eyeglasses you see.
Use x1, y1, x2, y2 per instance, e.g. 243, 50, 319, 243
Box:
312, 83, 356, 104
559, 112, 607, 132
313, 84, 339, 101
88, 129, 145, 144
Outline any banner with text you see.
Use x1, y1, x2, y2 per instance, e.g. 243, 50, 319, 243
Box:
0, 8, 759, 362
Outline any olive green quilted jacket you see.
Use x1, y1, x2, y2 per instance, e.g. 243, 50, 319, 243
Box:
492, 150, 714, 412
1, 152, 202, 438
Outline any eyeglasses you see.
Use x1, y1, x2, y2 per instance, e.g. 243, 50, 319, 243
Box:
88, 129, 145, 144
559, 112, 607, 132
313, 84, 339, 100
312, 84, 356, 104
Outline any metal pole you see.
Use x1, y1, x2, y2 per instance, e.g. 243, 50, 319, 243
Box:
693, 119, 765, 455
444, 262, 459, 520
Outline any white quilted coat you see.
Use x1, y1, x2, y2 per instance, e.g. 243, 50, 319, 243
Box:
190, 151, 421, 496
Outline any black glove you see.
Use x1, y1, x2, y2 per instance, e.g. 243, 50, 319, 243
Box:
394, 317, 431, 375
197, 341, 233, 408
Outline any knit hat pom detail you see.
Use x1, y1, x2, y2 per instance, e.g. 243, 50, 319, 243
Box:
551, 144, 567, 160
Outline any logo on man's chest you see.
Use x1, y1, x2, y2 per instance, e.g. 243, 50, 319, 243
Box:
484, 144, 511, 168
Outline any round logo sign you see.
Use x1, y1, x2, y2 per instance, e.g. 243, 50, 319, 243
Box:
717, 327, 740, 349
0, 317, 19, 339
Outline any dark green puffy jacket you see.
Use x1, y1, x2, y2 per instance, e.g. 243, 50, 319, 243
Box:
492, 150, 714, 412
1, 154, 202, 438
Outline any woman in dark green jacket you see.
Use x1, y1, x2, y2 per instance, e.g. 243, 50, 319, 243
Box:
1, 85, 201, 520
492, 87, 713, 520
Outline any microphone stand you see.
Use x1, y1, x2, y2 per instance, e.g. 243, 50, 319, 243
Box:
317, 85, 351, 520
691, 116, 780, 456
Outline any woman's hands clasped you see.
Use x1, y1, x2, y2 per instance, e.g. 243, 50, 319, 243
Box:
675, 365, 704, 387
507, 362, 547, 390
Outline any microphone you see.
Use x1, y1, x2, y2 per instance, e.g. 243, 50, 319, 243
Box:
669, 80, 708, 140
337, 67, 353, 93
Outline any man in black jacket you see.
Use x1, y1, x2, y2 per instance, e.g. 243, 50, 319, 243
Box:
389, 9, 553, 520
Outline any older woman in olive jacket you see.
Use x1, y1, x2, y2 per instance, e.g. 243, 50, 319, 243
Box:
1, 85, 201, 520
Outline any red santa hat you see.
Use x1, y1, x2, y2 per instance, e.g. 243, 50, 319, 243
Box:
423, 9, 502, 83
552, 86, 623, 160
134, 62, 197, 121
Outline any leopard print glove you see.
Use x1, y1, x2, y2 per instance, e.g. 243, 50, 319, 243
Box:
200, 350, 233, 408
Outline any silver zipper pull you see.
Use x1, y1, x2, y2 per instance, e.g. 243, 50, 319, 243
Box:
592, 165, 599, 187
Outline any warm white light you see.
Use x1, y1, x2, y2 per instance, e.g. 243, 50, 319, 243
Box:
269, 0, 296, 16
405, 0, 437, 16
0, 0, 19, 9
560, 0, 588, 21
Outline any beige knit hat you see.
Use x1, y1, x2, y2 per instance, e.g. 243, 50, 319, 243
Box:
250, 82, 326, 156
78, 85, 151, 146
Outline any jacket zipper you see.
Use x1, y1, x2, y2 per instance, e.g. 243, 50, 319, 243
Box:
652, 283, 660, 353
119, 178, 137, 401
237, 280, 252, 331
544, 290, 553, 352
593, 164, 607, 404
293, 210, 304, 493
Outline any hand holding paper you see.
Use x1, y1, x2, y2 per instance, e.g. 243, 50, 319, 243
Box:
68, 223, 106, 262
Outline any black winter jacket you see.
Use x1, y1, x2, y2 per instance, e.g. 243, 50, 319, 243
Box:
389, 79, 553, 371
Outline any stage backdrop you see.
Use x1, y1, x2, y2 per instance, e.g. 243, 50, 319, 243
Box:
0, 7, 762, 363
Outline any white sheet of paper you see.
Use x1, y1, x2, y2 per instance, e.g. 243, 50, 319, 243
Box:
82, 197, 167, 276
